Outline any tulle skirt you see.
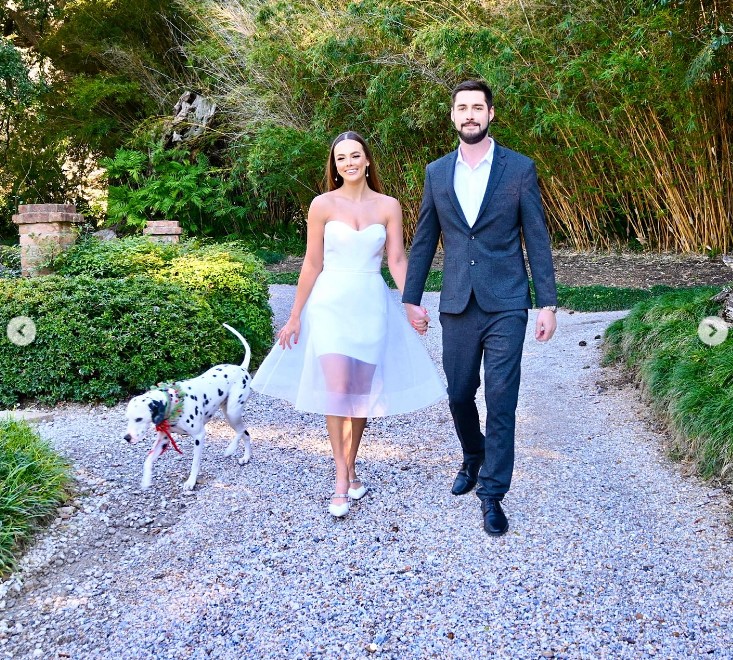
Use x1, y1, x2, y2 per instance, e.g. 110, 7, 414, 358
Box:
251, 271, 446, 417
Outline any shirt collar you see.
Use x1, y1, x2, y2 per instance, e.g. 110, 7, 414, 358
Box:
457, 138, 494, 168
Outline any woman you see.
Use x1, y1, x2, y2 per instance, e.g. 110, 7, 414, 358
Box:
251, 131, 445, 517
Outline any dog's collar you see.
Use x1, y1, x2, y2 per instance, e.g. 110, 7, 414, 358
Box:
153, 382, 186, 424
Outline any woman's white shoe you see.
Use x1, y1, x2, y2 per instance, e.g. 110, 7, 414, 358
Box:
328, 494, 350, 518
347, 479, 367, 500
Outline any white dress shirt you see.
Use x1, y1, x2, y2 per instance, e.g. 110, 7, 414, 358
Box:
453, 139, 495, 227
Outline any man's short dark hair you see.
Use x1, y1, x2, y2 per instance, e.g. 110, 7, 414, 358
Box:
451, 80, 493, 108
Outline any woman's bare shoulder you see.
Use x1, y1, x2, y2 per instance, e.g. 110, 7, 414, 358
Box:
374, 192, 401, 210
378, 194, 402, 220
308, 193, 336, 218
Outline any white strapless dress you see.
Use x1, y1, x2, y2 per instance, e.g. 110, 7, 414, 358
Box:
251, 220, 446, 417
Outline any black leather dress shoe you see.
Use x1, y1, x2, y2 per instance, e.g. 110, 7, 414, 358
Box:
451, 462, 481, 495
481, 499, 508, 536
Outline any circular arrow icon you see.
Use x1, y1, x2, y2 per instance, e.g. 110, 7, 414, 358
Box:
7, 316, 37, 346
697, 316, 729, 347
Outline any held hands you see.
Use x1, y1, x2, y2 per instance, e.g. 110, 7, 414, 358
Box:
278, 317, 301, 349
535, 308, 557, 342
405, 303, 430, 336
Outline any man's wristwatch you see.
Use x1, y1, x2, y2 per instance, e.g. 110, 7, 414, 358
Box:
541, 305, 558, 313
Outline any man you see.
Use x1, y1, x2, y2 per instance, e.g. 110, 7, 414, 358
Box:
403, 80, 558, 536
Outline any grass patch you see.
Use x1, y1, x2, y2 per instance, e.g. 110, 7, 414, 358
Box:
269, 271, 300, 285
0, 418, 72, 574
603, 286, 733, 481
380, 269, 444, 292
556, 284, 677, 312
267, 269, 679, 312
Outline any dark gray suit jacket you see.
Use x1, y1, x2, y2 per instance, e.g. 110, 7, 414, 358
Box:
403, 143, 557, 313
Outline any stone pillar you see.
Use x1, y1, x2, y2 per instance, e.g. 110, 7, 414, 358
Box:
143, 220, 182, 243
12, 204, 84, 276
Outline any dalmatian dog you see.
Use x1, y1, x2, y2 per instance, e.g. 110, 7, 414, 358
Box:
124, 323, 252, 490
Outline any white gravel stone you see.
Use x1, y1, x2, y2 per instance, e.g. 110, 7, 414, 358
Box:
1, 287, 732, 658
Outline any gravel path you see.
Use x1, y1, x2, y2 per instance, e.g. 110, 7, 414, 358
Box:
2, 287, 733, 659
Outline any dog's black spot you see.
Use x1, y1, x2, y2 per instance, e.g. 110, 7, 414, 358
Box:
212, 374, 218, 378
195, 439, 200, 446
148, 400, 166, 425
224, 373, 229, 379
187, 386, 192, 390
195, 406, 199, 415
191, 395, 198, 401
135, 417, 143, 423
189, 414, 194, 420
218, 388, 223, 396
215, 367, 223, 371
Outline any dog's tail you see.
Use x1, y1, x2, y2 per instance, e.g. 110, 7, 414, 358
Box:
222, 323, 251, 371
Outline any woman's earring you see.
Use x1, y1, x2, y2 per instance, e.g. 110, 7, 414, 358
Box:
366, 166, 370, 178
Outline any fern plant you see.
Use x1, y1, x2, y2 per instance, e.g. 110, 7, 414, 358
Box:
102, 145, 250, 236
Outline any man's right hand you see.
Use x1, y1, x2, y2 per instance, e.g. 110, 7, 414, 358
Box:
405, 303, 430, 335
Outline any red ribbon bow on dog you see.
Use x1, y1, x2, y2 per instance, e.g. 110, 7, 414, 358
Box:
154, 419, 183, 455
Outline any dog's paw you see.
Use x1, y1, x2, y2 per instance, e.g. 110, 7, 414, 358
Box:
238, 453, 251, 465
224, 442, 238, 458
141, 477, 152, 490
183, 479, 197, 490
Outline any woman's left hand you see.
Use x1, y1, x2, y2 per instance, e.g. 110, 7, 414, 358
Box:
278, 317, 301, 349
405, 304, 430, 335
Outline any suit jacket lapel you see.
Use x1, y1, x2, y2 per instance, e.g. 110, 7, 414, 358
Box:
475, 142, 507, 225
441, 150, 469, 226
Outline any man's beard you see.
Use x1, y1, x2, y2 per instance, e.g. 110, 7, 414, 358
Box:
457, 123, 489, 145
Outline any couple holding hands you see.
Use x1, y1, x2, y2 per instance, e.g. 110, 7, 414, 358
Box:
251, 80, 558, 536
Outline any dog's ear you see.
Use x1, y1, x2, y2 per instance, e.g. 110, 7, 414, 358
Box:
149, 399, 166, 425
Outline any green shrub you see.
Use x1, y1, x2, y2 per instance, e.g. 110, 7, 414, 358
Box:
0, 275, 257, 405
52, 236, 181, 278
160, 246, 273, 365
0, 418, 72, 574
603, 286, 733, 480
51, 235, 273, 368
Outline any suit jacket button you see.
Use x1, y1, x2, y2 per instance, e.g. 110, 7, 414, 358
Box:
470, 235, 475, 240
470, 260, 475, 265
